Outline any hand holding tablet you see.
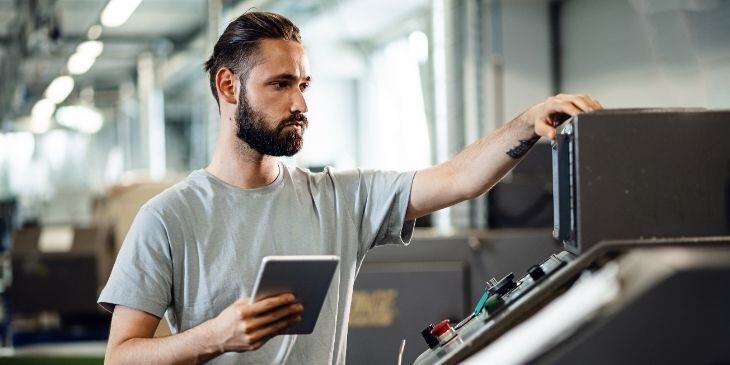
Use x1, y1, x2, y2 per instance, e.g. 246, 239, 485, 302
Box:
250, 255, 340, 335
206, 293, 303, 353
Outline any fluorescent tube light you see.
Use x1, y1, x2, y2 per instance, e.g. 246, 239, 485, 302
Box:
32, 99, 56, 119
409, 31, 429, 64
56, 105, 104, 134
67, 52, 96, 75
77, 41, 104, 58
31, 99, 56, 134
44, 76, 75, 104
101, 0, 143, 28
87, 25, 103, 40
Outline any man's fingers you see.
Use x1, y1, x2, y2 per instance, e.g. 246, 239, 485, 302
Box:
247, 314, 302, 343
241, 294, 296, 318
550, 94, 603, 114
590, 96, 604, 109
532, 93, 603, 141
567, 95, 596, 113
563, 94, 603, 111
246, 303, 303, 332
546, 96, 581, 117
578, 94, 603, 110
556, 100, 582, 116
534, 120, 555, 140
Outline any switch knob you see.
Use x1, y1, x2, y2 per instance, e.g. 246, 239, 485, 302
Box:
430, 319, 457, 345
528, 265, 546, 281
484, 294, 504, 313
431, 320, 452, 336
487, 273, 516, 295
421, 324, 439, 349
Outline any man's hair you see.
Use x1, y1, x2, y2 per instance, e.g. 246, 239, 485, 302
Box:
203, 11, 301, 105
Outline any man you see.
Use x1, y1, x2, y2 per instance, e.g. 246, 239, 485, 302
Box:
99, 11, 602, 365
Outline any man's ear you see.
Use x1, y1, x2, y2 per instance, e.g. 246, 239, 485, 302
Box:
215, 67, 238, 105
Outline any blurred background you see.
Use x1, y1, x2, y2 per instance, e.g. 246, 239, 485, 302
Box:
0, 0, 728, 363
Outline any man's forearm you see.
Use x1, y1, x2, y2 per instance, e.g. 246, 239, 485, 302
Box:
407, 112, 537, 220
107, 321, 221, 365
407, 94, 600, 221
446, 111, 538, 198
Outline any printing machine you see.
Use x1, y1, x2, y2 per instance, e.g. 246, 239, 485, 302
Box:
413, 109, 730, 365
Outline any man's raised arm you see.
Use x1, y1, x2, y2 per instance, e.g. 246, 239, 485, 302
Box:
406, 94, 602, 221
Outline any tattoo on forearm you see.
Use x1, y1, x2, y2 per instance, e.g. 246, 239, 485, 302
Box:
506, 136, 540, 159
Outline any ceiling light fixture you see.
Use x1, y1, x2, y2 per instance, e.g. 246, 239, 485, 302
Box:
67, 40, 104, 75
409, 31, 429, 64
32, 99, 56, 119
87, 24, 103, 40
30, 99, 56, 134
44, 76, 75, 104
77, 40, 104, 58
56, 105, 104, 134
101, 0, 143, 28
67, 52, 96, 75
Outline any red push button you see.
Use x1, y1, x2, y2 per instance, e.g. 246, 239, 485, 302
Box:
431, 319, 451, 336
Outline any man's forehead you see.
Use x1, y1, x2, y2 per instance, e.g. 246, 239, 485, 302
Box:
253, 39, 310, 78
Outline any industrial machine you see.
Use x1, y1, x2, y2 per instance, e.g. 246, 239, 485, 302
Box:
413, 109, 730, 364
6, 225, 114, 346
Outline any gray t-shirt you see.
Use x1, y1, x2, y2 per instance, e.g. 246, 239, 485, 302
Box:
98, 163, 416, 364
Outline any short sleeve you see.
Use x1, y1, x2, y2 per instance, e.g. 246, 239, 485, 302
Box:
333, 169, 417, 257
97, 206, 173, 318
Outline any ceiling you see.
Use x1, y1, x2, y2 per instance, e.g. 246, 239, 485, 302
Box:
0, 0, 209, 121
0, 0, 430, 125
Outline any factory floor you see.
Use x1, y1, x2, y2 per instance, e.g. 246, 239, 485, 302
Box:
0, 342, 105, 364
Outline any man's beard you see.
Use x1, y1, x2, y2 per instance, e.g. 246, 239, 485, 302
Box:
235, 92, 308, 157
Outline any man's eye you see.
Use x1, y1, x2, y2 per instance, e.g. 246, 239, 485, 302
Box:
300, 83, 310, 91
273, 81, 289, 89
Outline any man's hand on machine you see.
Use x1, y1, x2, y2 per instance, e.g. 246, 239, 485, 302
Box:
202, 293, 303, 353
525, 94, 603, 140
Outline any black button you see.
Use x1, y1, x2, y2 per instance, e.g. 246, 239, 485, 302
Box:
488, 273, 516, 296
528, 265, 546, 281
422, 324, 439, 349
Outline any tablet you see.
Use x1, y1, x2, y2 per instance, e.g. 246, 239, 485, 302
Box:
250, 255, 339, 335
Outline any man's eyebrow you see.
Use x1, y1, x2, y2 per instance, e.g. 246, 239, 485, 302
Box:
266, 74, 312, 82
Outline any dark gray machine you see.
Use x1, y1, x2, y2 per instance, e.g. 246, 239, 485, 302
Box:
553, 109, 730, 253
413, 109, 730, 364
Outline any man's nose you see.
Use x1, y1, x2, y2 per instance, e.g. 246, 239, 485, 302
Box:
290, 90, 308, 114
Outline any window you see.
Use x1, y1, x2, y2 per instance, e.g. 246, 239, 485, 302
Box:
359, 35, 431, 171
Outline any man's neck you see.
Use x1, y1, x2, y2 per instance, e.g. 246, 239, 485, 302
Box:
206, 131, 281, 190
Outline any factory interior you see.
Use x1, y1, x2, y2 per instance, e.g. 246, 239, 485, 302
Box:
1, 0, 730, 364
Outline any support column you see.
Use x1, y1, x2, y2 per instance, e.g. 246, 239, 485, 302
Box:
206, 0, 224, 162
137, 52, 166, 180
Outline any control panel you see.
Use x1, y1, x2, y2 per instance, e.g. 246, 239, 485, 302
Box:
415, 252, 570, 365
